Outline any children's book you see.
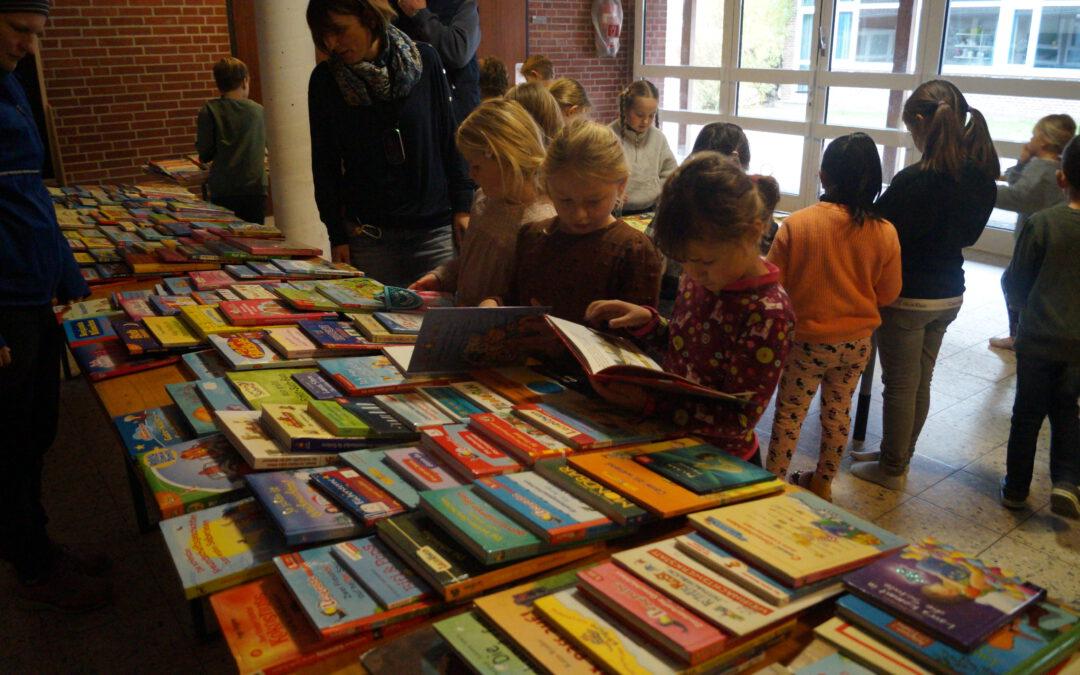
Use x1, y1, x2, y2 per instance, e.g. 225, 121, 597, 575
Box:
118, 297, 155, 321
189, 269, 236, 290
210, 332, 292, 370
419, 486, 542, 565
315, 278, 385, 310
382, 446, 463, 491
449, 381, 515, 414
633, 442, 776, 494
373, 311, 423, 335
159, 498, 288, 599
292, 371, 341, 400
245, 469, 363, 546
165, 380, 218, 436
63, 316, 118, 348
144, 315, 201, 348
415, 386, 485, 422
813, 618, 931, 675
467, 412, 572, 465
533, 458, 652, 526
224, 264, 259, 281
223, 237, 322, 257
319, 355, 448, 396
112, 405, 192, 457
688, 490, 908, 587
843, 539, 1046, 652
331, 536, 433, 610
350, 312, 416, 344
194, 377, 248, 412
179, 304, 251, 341
150, 294, 197, 317
231, 283, 279, 300
337, 397, 418, 442
307, 400, 368, 437
190, 290, 225, 305
219, 299, 336, 327
226, 368, 315, 409
472, 366, 568, 403
405, 306, 559, 375
434, 611, 538, 675
181, 349, 228, 380
374, 392, 456, 431
261, 402, 365, 452
266, 325, 322, 359
138, 434, 250, 518
546, 315, 755, 402
310, 468, 405, 525
248, 260, 287, 278
794, 652, 875, 675
514, 391, 674, 450
216, 288, 241, 302
215, 410, 338, 469
71, 341, 180, 381
114, 320, 168, 356
473, 472, 617, 545
339, 450, 421, 509
275, 285, 342, 312
421, 423, 522, 480
58, 298, 122, 321
836, 594, 1080, 675
297, 320, 379, 351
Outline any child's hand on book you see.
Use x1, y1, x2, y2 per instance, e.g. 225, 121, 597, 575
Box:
592, 379, 649, 414
409, 273, 441, 292
585, 300, 652, 330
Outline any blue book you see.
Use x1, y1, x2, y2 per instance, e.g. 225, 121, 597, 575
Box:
472, 472, 618, 545
194, 377, 248, 412
794, 653, 874, 675
273, 545, 380, 637
165, 381, 218, 437
112, 405, 192, 457
417, 386, 484, 422
292, 371, 342, 400
633, 442, 776, 494
298, 320, 369, 349
63, 316, 117, 347
339, 450, 421, 509
836, 594, 1080, 675
149, 295, 196, 317
331, 536, 433, 610
163, 276, 194, 295
246, 261, 286, 277
181, 349, 228, 380
318, 356, 407, 397
372, 311, 423, 335
245, 469, 364, 546
225, 264, 259, 280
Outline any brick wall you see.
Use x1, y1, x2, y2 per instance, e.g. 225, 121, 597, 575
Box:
39, 0, 231, 185
527, 0, 635, 124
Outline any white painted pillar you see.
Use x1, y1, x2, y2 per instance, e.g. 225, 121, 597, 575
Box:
254, 1, 330, 257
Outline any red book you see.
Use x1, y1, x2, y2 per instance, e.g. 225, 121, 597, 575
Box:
188, 269, 236, 290
223, 237, 323, 257
576, 562, 731, 666
467, 412, 571, 465
309, 468, 405, 526
421, 424, 521, 480
218, 299, 337, 327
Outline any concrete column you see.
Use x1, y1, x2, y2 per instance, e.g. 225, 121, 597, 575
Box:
254, 1, 329, 257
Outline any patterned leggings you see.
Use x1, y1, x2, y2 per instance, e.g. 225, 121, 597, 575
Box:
766, 337, 873, 483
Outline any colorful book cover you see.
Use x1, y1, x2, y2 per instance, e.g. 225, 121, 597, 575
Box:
158, 498, 288, 599
449, 381, 515, 414
307, 400, 368, 437
373, 311, 423, 335
382, 286, 424, 310
813, 618, 931, 675
533, 458, 651, 526
216, 288, 242, 302
331, 536, 433, 610
836, 594, 1080, 675
383, 446, 462, 491
150, 294, 197, 317
208, 332, 291, 370
260, 402, 342, 452
310, 468, 405, 525
181, 349, 228, 380
570, 440, 785, 518
219, 299, 335, 327
315, 279, 384, 310
416, 386, 485, 422
338, 450, 421, 509
189, 269, 236, 290
179, 304, 249, 340
468, 412, 571, 465
165, 380, 218, 436
434, 611, 537, 675
225, 237, 322, 256
633, 442, 776, 494
224, 263, 259, 280
533, 589, 681, 675
297, 320, 374, 350
843, 539, 1047, 651
338, 397, 418, 442
59, 298, 122, 321
215, 410, 338, 470
138, 434, 249, 518
418, 486, 542, 565
795, 652, 875, 675
611, 539, 843, 637
194, 377, 248, 412
112, 405, 192, 457
375, 392, 456, 431
191, 289, 225, 305
248, 260, 286, 278
473, 472, 617, 545
267, 325, 321, 359
119, 297, 155, 321
226, 368, 315, 409
318, 356, 408, 396
114, 320, 167, 356
144, 315, 202, 348
515, 391, 673, 449
276, 286, 341, 312
292, 371, 341, 400
231, 283, 279, 300
577, 562, 729, 666
688, 490, 908, 587
245, 469, 363, 546
422, 423, 521, 480
63, 316, 118, 347
405, 306, 557, 375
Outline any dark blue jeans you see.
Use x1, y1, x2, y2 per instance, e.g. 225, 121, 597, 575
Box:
1004, 354, 1080, 498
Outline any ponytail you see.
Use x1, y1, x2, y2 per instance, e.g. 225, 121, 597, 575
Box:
751, 174, 780, 225
820, 132, 882, 227
963, 107, 1000, 180
903, 80, 999, 180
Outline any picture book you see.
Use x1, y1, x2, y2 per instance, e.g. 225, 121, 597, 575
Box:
247, 260, 286, 278
261, 402, 369, 452
216, 288, 241, 302
144, 315, 202, 348
315, 279, 384, 310
337, 397, 418, 442
467, 412, 572, 465
612, 539, 843, 637
374, 392, 455, 431
421, 423, 521, 480
373, 311, 423, 335
165, 380, 218, 437
813, 618, 931, 675
219, 299, 335, 327
71, 341, 180, 381
338, 450, 420, 509
59, 298, 122, 321
150, 294, 197, 317
419, 486, 542, 565
533, 589, 682, 675
434, 611, 537, 675
138, 434, 249, 518
449, 381, 515, 414
159, 498, 288, 599
181, 349, 228, 380
225, 368, 315, 409
63, 316, 118, 348
309, 468, 405, 525
194, 377, 248, 412
546, 315, 753, 402
382, 446, 463, 491
180, 304, 252, 341
231, 283, 279, 300
224, 264, 259, 281
405, 306, 558, 375
297, 320, 377, 351
688, 490, 908, 587
223, 237, 322, 257
266, 325, 321, 359
214, 410, 338, 469
211, 331, 311, 370
416, 386, 485, 423
633, 442, 776, 494
275, 285, 342, 312
331, 536, 433, 610
843, 539, 1046, 651
570, 440, 785, 518
112, 405, 192, 457
533, 458, 652, 526
245, 469, 363, 546
118, 297, 155, 321
350, 312, 416, 344
189, 269, 236, 290
514, 392, 674, 450
292, 371, 341, 400
473, 472, 617, 545
836, 594, 1080, 675
307, 400, 368, 437
472, 366, 568, 404
190, 290, 225, 306
318, 355, 410, 396
114, 320, 167, 356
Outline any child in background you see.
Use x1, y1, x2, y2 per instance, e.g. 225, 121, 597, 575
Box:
505, 82, 564, 146
585, 153, 794, 463
549, 78, 592, 121
410, 99, 555, 307
520, 54, 554, 84
1000, 135, 1080, 518
765, 134, 902, 500
482, 120, 662, 322
611, 79, 676, 215
195, 57, 267, 224
989, 113, 1076, 351
478, 56, 509, 100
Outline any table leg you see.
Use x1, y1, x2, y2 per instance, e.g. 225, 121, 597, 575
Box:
123, 454, 154, 534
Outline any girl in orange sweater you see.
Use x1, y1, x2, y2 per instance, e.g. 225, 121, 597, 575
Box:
765, 134, 902, 500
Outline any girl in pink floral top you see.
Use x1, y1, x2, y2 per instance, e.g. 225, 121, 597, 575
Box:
586, 153, 794, 462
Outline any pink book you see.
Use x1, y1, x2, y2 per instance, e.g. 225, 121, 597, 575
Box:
189, 270, 237, 290
218, 299, 336, 327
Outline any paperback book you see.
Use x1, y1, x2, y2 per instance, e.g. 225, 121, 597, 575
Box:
473, 472, 617, 545
351, 312, 416, 344
374, 392, 455, 431
467, 412, 571, 465
261, 403, 370, 452
144, 315, 202, 348
226, 368, 316, 409
319, 356, 417, 396
418, 486, 543, 565
330, 536, 433, 610
138, 434, 249, 518
449, 381, 515, 414
292, 371, 341, 400
373, 311, 423, 335
245, 469, 363, 546
421, 423, 521, 480
533, 458, 652, 526
813, 618, 930, 675
297, 320, 378, 351
382, 446, 463, 491
416, 386, 485, 422
267, 326, 322, 359
337, 397, 418, 442
309, 468, 405, 525
218, 299, 335, 327
338, 450, 421, 509
215, 410, 338, 469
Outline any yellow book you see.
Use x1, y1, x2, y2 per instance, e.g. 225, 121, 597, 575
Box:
814, 618, 930, 675
179, 304, 249, 341
144, 316, 201, 348
349, 312, 417, 344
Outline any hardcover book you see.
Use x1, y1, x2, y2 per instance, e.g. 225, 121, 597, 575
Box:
315, 278, 384, 310
138, 433, 249, 518
245, 469, 363, 546
331, 536, 433, 610
189, 269, 236, 290
150, 294, 197, 317
473, 472, 617, 545
63, 316, 118, 347
219, 299, 335, 327
231, 283, 279, 300
292, 371, 341, 400
210, 331, 312, 370
119, 297, 155, 321
309, 468, 405, 525
373, 311, 423, 335
297, 320, 377, 351
633, 442, 776, 494
224, 264, 259, 280
374, 392, 455, 431
194, 377, 248, 412
421, 423, 521, 480
72, 341, 179, 381
58, 298, 122, 321
449, 381, 515, 414
813, 618, 930, 675
115, 320, 167, 356
467, 412, 571, 465
261, 402, 373, 452
307, 400, 368, 437
338, 449, 421, 509
318, 356, 410, 396
182, 349, 228, 380
533, 458, 651, 526
405, 306, 558, 375
215, 410, 338, 469
144, 315, 202, 348
165, 380, 218, 437
275, 286, 341, 312
337, 397, 418, 442
513, 391, 674, 450
434, 612, 537, 675
226, 368, 315, 409
223, 236, 322, 257
416, 386, 485, 422
179, 304, 249, 340
350, 312, 416, 344
382, 446, 463, 491
190, 290, 225, 306
418, 486, 542, 565
266, 326, 321, 359
113, 405, 192, 457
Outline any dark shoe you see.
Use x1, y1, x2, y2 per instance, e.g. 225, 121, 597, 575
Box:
1050, 483, 1080, 519
51, 542, 113, 578
16, 566, 112, 613
999, 478, 1027, 511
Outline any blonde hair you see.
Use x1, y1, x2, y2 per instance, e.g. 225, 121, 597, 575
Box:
505, 82, 564, 146
548, 78, 592, 118
543, 119, 628, 188
456, 99, 546, 202
521, 55, 554, 81
1034, 114, 1077, 155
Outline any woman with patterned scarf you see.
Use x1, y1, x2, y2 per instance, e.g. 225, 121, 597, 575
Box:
307, 0, 472, 287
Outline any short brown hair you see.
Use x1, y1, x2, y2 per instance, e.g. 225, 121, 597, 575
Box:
306, 0, 397, 55
478, 56, 509, 99
505, 82, 564, 146
213, 57, 248, 93
521, 55, 554, 81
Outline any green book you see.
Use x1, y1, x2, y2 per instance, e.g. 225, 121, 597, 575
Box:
225, 368, 315, 410
534, 458, 651, 526
434, 611, 537, 675
632, 442, 776, 494
307, 400, 369, 437
419, 487, 542, 565
275, 286, 341, 312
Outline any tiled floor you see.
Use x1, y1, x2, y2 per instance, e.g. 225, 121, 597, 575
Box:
1, 252, 1077, 673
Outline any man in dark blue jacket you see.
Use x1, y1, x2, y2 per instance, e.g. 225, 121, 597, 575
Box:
0, 0, 111, 611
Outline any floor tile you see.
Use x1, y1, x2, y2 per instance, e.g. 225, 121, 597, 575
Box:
978, 535, 1080, 606
831, 467, 912, 521
963, 442, 1053, 509
937, 345, 1016, 383
909, 416, 1004, 467
900, 453, 960, 496
1010, 505, 1080, 566
872, 496, 1001, 553
920, 470, 1036, 535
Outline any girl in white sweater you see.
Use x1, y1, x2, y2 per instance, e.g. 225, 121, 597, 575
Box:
610, 79, 677, 214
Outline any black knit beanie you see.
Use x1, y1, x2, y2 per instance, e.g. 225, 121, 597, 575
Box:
0, 1, 51, 15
